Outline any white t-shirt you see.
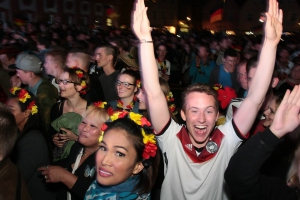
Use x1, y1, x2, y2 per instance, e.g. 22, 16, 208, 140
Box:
157, 119, 247, 200
156, 59, 171, 76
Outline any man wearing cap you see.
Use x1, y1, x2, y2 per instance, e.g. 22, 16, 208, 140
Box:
10, 53, 58, 130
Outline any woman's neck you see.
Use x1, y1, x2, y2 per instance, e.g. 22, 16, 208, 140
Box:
84, 146, 99, 157
120, 96, 134, 109
65, 96, 86, 115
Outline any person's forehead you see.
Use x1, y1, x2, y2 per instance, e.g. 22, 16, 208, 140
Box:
225, 56, 237, 61
237, 63, 246, 73
185, 92, 216, 107
158, 46, 167, 51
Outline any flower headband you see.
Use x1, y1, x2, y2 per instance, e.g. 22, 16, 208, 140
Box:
75, 69, 87, 95
93, 101, 116, 116
10, 87, 38, 115
100, 111, 157, 162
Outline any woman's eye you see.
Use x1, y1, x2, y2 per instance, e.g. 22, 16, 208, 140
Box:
99, 146, 107, 151
81, 121, 86, 124
116, 152, 125, 157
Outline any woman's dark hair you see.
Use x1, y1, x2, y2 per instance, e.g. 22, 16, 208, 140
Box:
120, 70, 139, 85
64, 67, 90, 97
9, 89, 53, 160
105, 118, 159, 194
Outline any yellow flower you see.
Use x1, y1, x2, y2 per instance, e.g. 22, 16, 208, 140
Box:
110, 112, 121, 121
141, 129, 156, 144
31, 105, 38, 115
11, 87, 20, 95
99, 131, 104, 143
129, 112, 143, 125
19, 93, 31, 103
81, 80, 86, 87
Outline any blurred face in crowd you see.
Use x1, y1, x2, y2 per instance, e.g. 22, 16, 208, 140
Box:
263, 98, 277, 127
223, 56, 237, 73
278, 49, 289, 63
237, 62, 248, 90
290, 65, 300, 81
116, 74, 137, 100
198, 46, 209, 59
136, 88, 147, 110
16, 69, 31, 85
0, 54, 15, 71
156, 45, 167, 60
219, 38, 229, 51
6, 98, 29, 131
44, 55, 57, 77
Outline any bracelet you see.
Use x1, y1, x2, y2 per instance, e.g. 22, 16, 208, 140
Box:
139, 39, 153, 43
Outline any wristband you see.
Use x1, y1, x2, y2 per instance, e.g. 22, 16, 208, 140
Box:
139, 39, 153, 43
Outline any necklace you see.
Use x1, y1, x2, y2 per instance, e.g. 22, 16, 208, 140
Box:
116, 96, 137, 111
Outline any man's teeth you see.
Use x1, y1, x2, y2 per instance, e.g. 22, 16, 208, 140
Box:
195, 125, 206, 129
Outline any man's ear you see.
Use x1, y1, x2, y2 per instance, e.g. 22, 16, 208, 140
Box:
132, 161, 144, 175
180, 109, 187, 121
271, 77, 279, 88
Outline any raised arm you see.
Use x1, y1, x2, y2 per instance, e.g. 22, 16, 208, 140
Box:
234, 0, 283, 134
131, 0, 170, 133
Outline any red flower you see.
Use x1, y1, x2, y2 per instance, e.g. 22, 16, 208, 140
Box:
142, 142, 157, 159
118, 111, 128, 118
101, 123, 108, 131
217, 87, 237, 109
107, 107, 115, 116
141, 117, 151, 127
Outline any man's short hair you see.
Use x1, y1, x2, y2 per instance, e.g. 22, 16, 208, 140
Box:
224, 48, 237, 58
98, 44, 120, 67
181, 83, 219, 112
68, 48, 91, 69
0, 104, 18, 159
45, 47, 67, 70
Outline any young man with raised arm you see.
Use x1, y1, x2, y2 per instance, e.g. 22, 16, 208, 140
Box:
131, 0, 282, 199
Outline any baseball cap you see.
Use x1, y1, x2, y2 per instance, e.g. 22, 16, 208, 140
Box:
9, 53, 42, 73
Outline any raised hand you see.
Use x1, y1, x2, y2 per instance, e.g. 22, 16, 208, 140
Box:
270, 85, 300, 138
264, 0, 283, 44
131, 0, 151, 40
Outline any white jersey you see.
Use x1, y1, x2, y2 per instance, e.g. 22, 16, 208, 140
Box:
156, 59, 171, 76
157, 119, 247, 200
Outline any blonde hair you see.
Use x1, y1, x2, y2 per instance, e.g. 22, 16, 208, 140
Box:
84, 106, 109, 126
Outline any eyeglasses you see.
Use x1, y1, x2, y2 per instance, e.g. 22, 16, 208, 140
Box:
116, 80, 135, 88
57, 79, 76, 85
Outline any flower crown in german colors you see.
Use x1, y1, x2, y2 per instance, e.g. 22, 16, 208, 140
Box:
99, 110, 157, 161
10, 87, 38, 115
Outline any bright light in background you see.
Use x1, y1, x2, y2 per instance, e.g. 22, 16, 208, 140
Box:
165, 26, 176, 34
177, 35, 180, 37
226, 30, 235, 35
187, 17, 191, 21
210, 30, 215, 34
245, 31, 253, 35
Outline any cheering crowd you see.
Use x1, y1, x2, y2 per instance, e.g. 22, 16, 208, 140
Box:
1, 0, 300, 199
